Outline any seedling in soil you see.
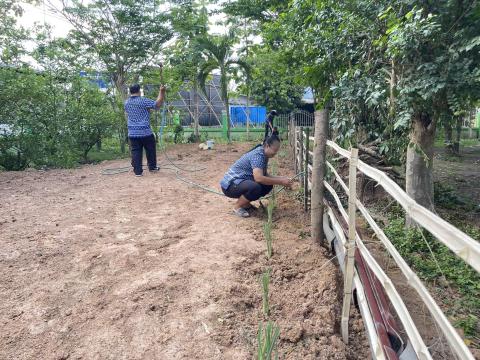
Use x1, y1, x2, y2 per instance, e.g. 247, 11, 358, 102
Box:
257, 321, 280, 360
267, 201, 274, 224
264, 221, 273, 259
261, 269, 270, 316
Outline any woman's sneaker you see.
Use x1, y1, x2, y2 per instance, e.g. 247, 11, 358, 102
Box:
149, 166, 160, 172
232, 208, 250, 218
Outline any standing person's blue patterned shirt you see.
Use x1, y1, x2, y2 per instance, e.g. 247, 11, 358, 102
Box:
220, 145, 268, 190
124, 96, 158, 137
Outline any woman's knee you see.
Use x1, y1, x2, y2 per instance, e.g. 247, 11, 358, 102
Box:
261, 185, 273, 196
244, 182, 263, 201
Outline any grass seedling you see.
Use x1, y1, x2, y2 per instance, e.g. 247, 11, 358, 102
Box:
257, 321, 280, 360
264, 221, 273, 259
267, 201, 274, 224
261, 269, 270, 316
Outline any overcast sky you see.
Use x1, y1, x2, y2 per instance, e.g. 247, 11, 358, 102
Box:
18, 1, 228, 40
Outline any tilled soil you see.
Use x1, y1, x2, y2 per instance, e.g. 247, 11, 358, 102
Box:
0, 143, 368, 360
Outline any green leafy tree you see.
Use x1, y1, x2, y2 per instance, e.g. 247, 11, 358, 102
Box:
66, 78, 117, 162
46, 0, 173, 152
196, 32, 250, 141
236, 0, 480, 217
168, 0, 209, 141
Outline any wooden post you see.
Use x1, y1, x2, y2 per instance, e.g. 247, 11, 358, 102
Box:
311, 110, 329, 245
341, 148, 359, 344
304, 128, 310, 212
298, 127, 304, 184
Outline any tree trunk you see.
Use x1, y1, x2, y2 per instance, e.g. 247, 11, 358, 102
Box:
113, 73, 129, 154
444, 122, 453, 154
220, 70, 231, 141
453, 116, 462, 154
194, 81, 200, 142
405, 112, 436, 226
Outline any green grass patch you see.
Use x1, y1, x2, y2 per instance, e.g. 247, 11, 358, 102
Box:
382, 204, 480, 340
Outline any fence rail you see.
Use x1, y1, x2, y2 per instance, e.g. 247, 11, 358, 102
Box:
289, 118, 478, 360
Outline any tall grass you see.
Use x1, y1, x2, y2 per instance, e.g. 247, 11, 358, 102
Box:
257, 321, 280, 360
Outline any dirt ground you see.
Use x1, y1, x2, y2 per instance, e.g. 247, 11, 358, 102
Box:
434, 144, 480, 222
0, 143, 368, 360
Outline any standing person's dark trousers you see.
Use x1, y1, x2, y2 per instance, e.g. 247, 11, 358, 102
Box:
129, 134, 157, 175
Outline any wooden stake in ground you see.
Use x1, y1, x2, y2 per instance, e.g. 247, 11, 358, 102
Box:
311, 110, 329, 245
341, 148, 359, 344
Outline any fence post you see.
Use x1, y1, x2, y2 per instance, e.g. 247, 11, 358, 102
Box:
304, 127, 310, 212
311, 110, 329, 245
298, 127, 304, 184
341, 148, 359, 344
293, 126, 298, 175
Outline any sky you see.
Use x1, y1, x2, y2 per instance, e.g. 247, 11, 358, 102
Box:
18, 1, 228, 40
19, 1, 73, 39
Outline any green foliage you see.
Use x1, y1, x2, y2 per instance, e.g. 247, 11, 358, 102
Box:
261, 269, 271, 317
239, 46, 304, 113
382, 204, 480, 339
433, 182, 474, 210
257, 321, 280, 360
196, 32, 250, 141
0, 68, 116, 169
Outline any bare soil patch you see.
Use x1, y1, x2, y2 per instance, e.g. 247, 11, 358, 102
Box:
0, 143, 367, 360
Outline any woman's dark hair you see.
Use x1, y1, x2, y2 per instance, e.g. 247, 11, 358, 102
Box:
129, 84, 141, 94
264, 134, 280, 146
243, 135, 280, 155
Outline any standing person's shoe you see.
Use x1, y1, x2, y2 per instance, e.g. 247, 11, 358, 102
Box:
149, 166, 160, 173
135, 173, 143, 177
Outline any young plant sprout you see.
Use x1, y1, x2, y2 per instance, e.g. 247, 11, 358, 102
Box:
257, 321, 280, 360
264, 221, 273, 259
261, 269, 271, 317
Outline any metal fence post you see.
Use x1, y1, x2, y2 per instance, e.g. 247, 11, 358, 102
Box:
304, 128, 310, 212
299, 127, 304, 184
293, 126, 298, 175
341, 148, 359, 344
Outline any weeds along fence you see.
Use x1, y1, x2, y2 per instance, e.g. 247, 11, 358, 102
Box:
289, 111, 480, 360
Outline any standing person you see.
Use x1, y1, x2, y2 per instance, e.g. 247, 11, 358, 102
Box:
220, 135, 293, 218
264, 110, 278, 143
124, 83, 166, 177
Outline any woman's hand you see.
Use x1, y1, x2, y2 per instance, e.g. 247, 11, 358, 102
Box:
278, 177, 293, 189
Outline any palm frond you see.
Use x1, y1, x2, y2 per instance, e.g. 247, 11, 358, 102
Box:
226, 59, 252, 81
197, 59, 219, 97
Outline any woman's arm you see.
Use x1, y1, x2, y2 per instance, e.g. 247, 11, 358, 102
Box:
253, 168, 292, 187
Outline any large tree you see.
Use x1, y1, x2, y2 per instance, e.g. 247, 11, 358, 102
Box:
196, 31, 250, 141
46, 0, 173, 152
228, 0, 480, 218
168, 0, 209, 141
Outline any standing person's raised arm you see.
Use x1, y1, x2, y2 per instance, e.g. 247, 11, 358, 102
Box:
155, 85, 166, 108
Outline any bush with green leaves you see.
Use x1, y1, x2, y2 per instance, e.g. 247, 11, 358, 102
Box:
0, 68, 116, 169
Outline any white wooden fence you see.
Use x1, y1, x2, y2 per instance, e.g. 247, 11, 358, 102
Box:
290, 118, 480, 360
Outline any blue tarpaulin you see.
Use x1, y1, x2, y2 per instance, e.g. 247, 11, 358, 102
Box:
230, 106, 267, 126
